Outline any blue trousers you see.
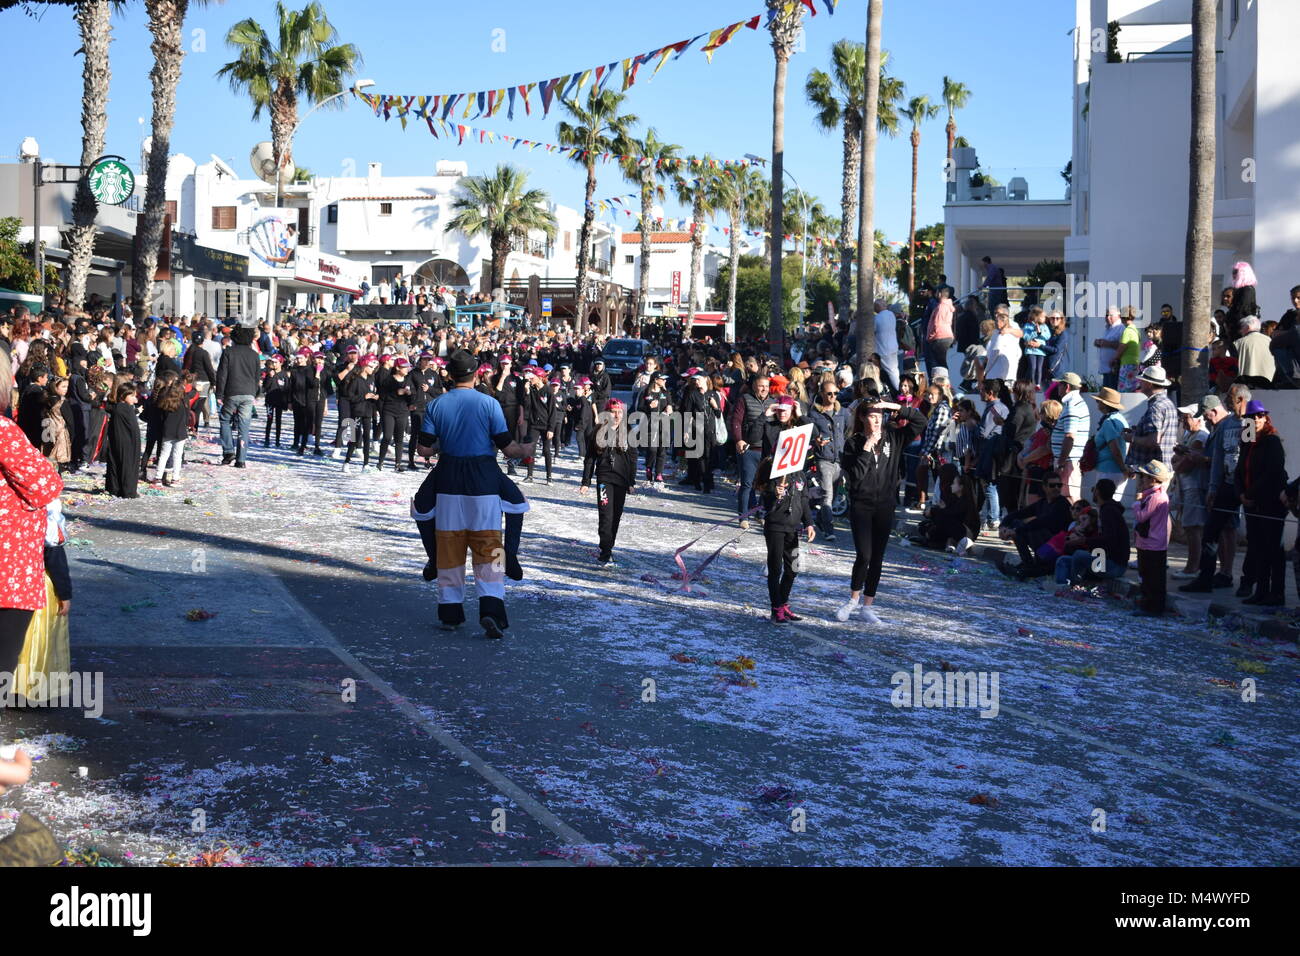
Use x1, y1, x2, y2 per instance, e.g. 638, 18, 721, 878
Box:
737, 448, 761, 516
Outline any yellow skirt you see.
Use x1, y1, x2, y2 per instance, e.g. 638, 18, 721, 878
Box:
14, 576, 71, 704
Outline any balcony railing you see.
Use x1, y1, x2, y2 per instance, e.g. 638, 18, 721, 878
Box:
592, 257, 612, 274
511, 237, 552, 258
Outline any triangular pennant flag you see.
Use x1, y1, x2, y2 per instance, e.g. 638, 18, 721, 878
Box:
507, 86, 517, 120
456, 124, 467, 145
574, 68, 593, 96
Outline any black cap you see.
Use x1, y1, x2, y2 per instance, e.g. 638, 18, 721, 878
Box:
447, 349, 477, 378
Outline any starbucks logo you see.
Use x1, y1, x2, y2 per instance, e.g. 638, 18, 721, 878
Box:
87, 155, 135, 205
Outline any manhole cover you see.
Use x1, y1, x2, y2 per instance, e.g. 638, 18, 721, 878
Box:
107, 678, 351, 716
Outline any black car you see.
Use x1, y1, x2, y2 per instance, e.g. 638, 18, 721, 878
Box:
601, 338, 657, 386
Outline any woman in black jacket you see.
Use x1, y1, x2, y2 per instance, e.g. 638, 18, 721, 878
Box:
996, 379, 1039, 515
755, 455, 815, 623
521, 367, 558, 484
263, 355, 291, 448
1234, 400, 1287, 605
836, 397, 926, 624
580, 398, 637, 566
376, 357, 414, 471
678, 372, 718, 493
342, 359, 379, 471
638, 371, 673, 486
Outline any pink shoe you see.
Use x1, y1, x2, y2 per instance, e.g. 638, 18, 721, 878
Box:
781, 604, 803, 622
770, 606, 789, 623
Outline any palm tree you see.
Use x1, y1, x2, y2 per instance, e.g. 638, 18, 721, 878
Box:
1182, 0, 1216, 402
132, 0, 199, 317
216, 2, 362, 190
855, 0, 884, 367
444, 165, 558, 292
715, 165, 764, 340
806, 41, 904, 322
900, 94, 940, 298
67, 0, 113, 312
619, 128, 680, 329
941, 76, 971, 172
674, 159, 721, 334
557, 87, 638, 333
743, 175, 772, 267
766, 0, 806, 355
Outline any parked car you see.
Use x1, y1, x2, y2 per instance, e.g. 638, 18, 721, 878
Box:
601, 338, 658, 386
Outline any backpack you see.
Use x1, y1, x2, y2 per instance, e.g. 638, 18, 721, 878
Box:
896, 314, 917, 354
1080, 436, 1099, 473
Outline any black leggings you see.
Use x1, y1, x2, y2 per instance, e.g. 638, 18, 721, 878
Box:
379, 410, 406, 466
597, 482, 628, 559
407, 411, 423, 465
291, 402, 311, 447
0, 608, 35, 689
644, 446, 666, 479
765, 529, 799, 608
524, 428, 553, 480
344, 416, 373, 465
1244, 509, 1286, 599
848, 503, 894, 597
265, 406, 285, 444
334, 397, 352, 447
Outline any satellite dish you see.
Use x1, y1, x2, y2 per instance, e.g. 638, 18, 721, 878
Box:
250, 141, 292, 186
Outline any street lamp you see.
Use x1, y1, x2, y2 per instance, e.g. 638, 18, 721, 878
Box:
746, 152, 809, 331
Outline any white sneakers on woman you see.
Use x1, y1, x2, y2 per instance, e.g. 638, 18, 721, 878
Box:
835, 599, 882, 625
835, 599, 859, 622
858, 605, 882, 625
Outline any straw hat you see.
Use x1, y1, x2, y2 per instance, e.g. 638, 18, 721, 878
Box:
1091, 386, 1123, 410
1137, 459, 1173, 483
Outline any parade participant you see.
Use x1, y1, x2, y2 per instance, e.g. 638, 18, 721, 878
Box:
406, 352, 436, 470
377, 356, 414, 472
545, 376, 567, 464
679, 370, 719, 493
307, 352, 329, 454
580, 398, 637, 566
836, 397, 926, 624
105, 383, 142, 499
412, 350, 530, 638
342, 356, 378, 472
262, 355, 290, 448
638, 371, 673, 487
331, 346, 360, 457
557, 364, 577, 451
590, 358, 612, 407
762, 394, 800, 459
492, 355, 525, 474
754, 453, 816, 623
572, 376, 596, 460
520, 365, 559, 484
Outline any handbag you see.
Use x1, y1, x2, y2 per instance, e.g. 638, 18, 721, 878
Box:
1079, 436, 1099, 473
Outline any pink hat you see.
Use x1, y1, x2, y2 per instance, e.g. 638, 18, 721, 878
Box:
577, 376, 592, 387
523, 365, 543, 378
297, 347, 312, 357
345, 346, 360, 356
379, 352, 393, 362
357, 355, 375, 368
477, 363, 494, 375
312, 351, 324, 361
395, 356, 411, 369
604, 398, 625, 412
433, 357, 447, 368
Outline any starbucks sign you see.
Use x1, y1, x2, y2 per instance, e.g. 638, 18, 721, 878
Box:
87, 155, 135, 205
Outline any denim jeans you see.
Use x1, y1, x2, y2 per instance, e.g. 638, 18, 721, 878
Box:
737, 448, 761, 516
814, 460, 840, 533
981, 479, 1000, 525
220, 394, 255, 463
1055, 551, 1126, 586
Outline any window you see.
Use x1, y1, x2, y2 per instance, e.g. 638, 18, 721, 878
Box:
563, 232, 571, 251
221, 288, 242, 317
327, 204, 338, 224
625, 254, 635, 264
297, 206, 310, 237
166, 200, 178, 223
211, 205, 236, 230
379, 202, 393, 216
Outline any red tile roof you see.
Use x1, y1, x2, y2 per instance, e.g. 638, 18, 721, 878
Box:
621, 232, 691, 243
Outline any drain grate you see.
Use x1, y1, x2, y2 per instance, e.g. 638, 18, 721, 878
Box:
107, 678, 350, 716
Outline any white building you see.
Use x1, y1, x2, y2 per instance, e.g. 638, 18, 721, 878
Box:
611, 230, 726, 316
945, 0, 1300, 377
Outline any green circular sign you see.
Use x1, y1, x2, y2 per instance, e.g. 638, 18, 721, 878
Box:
87, 155, 135, 205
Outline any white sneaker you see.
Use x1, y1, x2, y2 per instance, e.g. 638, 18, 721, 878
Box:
835, 599, 860, 622
945, 545, 957, 553
360, 464, 372, 474
340, 463, 353, 474
739, 519, 751, 531
905, 506, 924, 515
331, 447, 345, 460
956, 536, 973, 556
859, 605, 882, 625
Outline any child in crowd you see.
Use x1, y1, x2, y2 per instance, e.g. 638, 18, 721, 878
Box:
13, 500, 72, 704
105, 382, 141, 499
1133, 459, 1172, 616
41, 376, 73, 472
153, 379, 189, 486
754, 455, 815, 623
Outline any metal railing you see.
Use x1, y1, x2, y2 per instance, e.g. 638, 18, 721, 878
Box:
591, 257, 612, 274
511, 237, 552, 258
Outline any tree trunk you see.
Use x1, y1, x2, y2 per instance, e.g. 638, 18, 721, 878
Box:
637, 172, 652, 326
490, 231, 509, 291
67, 0, 112, 313
271, 80, 297, 189
837, 114, 860, 322
946, 116, 955, 167
769, 48, 788, 358
908, 127, 919, 298
854, 0, 883, 368
576, 161, 596, 334
1181, 0, 1217, 403
727, 201, 741, 341
686, 194, 704, 336
132, 0, 188, 318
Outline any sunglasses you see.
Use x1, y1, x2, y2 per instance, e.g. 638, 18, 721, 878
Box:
1045, 482, 1062, 488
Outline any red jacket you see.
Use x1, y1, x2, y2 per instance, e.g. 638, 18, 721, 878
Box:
0, 415, 64, 609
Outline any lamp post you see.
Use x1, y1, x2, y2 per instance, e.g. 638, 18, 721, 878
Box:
266, 79, 374, 322
746, 152, 808, 337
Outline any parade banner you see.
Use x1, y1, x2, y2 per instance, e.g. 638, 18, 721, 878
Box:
770, 424, 814, 479
356, 1, 837, 125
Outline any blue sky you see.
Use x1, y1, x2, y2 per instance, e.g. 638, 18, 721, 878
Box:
3, 0, 1073, 245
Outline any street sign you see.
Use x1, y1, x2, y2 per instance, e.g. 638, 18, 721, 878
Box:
541, 296, 553, 317
770, 424, 814, 479
87, 155, 135, 205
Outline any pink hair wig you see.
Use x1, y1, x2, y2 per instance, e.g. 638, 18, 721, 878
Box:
1232, 261, 1257, 289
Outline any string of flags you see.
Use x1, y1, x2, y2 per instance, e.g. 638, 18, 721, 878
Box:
383, 113, 768, 175
355, 0, 837, 125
